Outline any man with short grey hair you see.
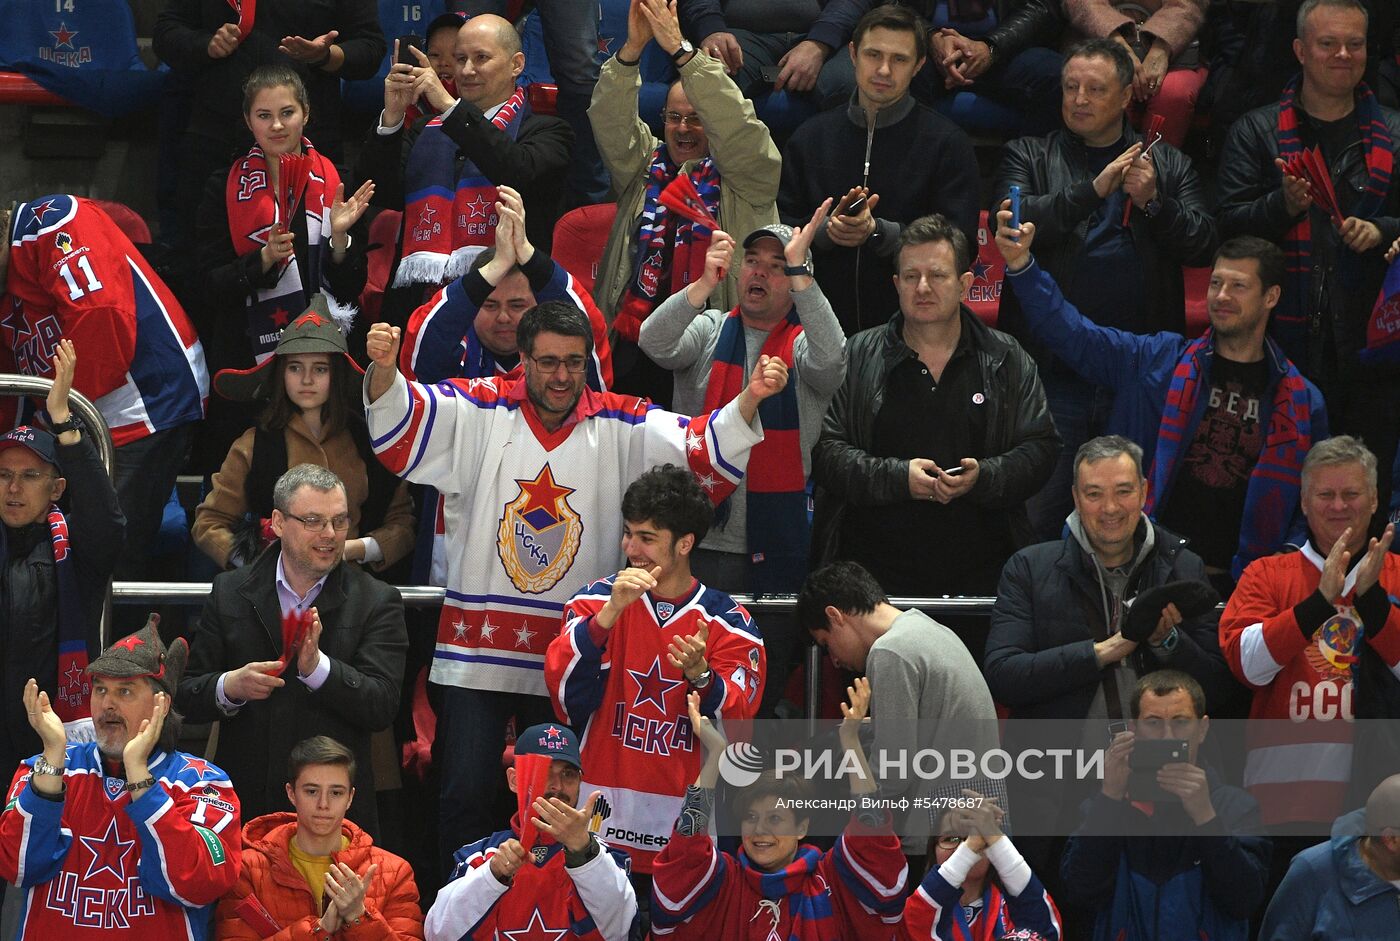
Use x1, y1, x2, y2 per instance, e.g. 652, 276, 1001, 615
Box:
1220, 434, 1400, 884
177, 463, 407, 835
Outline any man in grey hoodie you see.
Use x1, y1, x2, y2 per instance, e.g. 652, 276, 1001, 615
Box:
982, 435, 1238, 880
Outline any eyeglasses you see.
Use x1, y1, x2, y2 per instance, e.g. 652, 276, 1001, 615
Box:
661, 110, 704, 129
0, 469, 53, 486
284, 512, 351, 532
528, 354, 589, 375
936, 835, 966, 850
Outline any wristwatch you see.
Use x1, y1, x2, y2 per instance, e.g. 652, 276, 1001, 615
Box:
690, 669, 713, 690
783, 264, 812, 278
32, 756, 63, 777
671, 39, 695, 63
48, 416, 80, 436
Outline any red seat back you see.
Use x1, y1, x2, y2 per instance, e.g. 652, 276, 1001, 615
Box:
91, 199, 151, 245
1183, 265, 1211, 338
527, 82, 559, 116
966, 210, 1004, 327
552, 203, 619, 295
360, 209, 403, 323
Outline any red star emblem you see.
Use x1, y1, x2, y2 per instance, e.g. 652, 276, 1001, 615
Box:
49, 23, 78, 50
269, 307, 292, 328
78, 818, 136, 884
1, 304, 32, 344
545, 726, 563, 740
110, 635, 145, 652
628, 656, 684, 714
515, 466, 574, 524
502, 910, 568, 941
181, 756, 213, 779
597, 37, 614, 56
294, 311, 326, 328
466, 194, 492, 219
29, 199, 60, 225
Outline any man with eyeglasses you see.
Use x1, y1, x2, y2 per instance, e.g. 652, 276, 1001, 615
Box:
590, 0, 781, 405
0, 339, 123, 778
363, 297, 784, 876
178, 463, 407, 836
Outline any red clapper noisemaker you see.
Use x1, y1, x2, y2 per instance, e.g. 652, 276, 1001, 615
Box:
514, 750, 552, 849
1281, 146, 1346, 228
277, 151, 313, 229
659, 173, 724, 278
234, 0, 256, 40
1122, 114, 1166, 227
279, 608, 313, 673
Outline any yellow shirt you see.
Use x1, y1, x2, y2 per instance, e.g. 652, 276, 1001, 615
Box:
289, 834, 350, 911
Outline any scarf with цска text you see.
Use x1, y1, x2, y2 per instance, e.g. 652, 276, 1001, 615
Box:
1274, 75, 1393, 371
395, 86, 529, 290
615, 147, 719, 342
702, 307, 807, 591
1147, 333, 1314, 579
226, 140, 348, 361
0, 506, 92, 736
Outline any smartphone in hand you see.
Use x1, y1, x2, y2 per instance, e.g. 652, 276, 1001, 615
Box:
398, 33, 425, 66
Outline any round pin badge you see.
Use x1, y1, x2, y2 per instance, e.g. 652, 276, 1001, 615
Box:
972, 392, 985, 405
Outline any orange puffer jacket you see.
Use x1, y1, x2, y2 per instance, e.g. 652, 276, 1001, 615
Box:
215, 813, 425, 940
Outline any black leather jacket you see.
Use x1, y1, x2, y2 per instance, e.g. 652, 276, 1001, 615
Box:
0, 431, 124, 774
1216, 97, 1400, 382
991, 117, 1217, 371
984, 0, 1066, 64
811, 308, 1060, 564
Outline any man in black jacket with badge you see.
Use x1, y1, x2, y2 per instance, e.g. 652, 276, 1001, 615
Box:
812, 213, 1058, 596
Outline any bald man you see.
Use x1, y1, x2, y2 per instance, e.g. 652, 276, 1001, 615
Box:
1261, 773, 1400, 936
357, 13, 573, 327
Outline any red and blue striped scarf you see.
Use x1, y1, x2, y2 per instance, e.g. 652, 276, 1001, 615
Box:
1275, 76, 1393, 369
1146, 333, 1314, 579
396, 86, 529, 289
615, 148, 719, 342
737, 845, 829, 937
702, 307, 808, 592
0, 505, 91, 732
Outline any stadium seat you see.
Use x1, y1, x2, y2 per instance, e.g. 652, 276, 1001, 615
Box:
92, 200, 152, 245
1183, 265, 1211, 338
527, 82, 558, 116
361, 209, 404, 323
552, 203, 618, 295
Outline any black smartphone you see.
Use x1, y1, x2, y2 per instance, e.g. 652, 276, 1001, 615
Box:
398, 33, 425, 66
841, 194, 868, 217
759, 65, 781, 84
1128, 738, 1190, 803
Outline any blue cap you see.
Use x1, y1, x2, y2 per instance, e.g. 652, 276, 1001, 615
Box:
515, 723, 581, 769
0, 425, 58, 467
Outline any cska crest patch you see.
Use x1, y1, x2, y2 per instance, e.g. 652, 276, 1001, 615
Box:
497, 465, 583, 594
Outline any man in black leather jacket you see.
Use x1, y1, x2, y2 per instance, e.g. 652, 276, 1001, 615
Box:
1216, 0, 1400, 525
0, 342, 124, 778
991, 37, 1215, 540
811, 213, 1059, 596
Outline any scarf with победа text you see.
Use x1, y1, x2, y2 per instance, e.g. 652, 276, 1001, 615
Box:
702, 306, 808, 591
1147, 333, 1314, 579
395, 86, 529, 290
615, 147, 719, 342
1274, 75, 1393, 372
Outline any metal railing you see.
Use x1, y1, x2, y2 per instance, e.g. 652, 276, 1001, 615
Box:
1, 375, 115, 647
111, 581, 1000, 730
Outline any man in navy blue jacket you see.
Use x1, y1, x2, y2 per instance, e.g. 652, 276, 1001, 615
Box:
994, 206, 1328, 592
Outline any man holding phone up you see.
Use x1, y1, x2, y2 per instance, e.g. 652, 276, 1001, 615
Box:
1060, 670, 1270, 941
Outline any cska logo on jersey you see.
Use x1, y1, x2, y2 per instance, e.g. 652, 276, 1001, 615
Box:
497, 464, 583, 594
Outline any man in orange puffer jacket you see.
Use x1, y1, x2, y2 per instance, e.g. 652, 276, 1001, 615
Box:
215, 736, 424, 940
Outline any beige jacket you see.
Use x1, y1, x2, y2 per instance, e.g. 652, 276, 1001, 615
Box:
193, 413, 415, 571
589, 49, 781, 325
